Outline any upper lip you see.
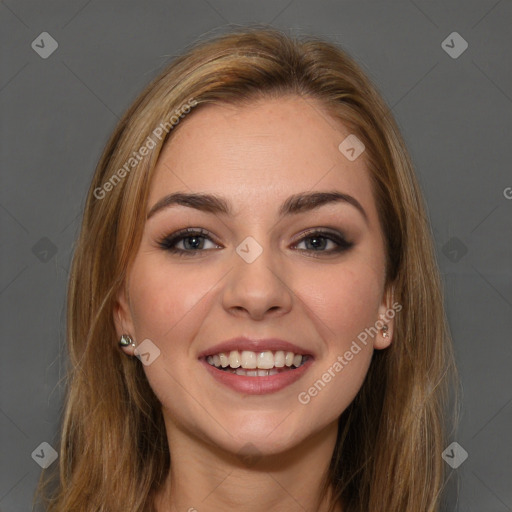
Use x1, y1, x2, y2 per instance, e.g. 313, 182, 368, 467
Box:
197, 337, 315, 359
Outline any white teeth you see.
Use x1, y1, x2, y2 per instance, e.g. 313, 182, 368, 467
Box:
241, 350, 257, 369
228, 350, 241, 368
257, 351, 274, 369
206, 349, 308, 372
231, 367, 280, 377
274, 350, 285, 367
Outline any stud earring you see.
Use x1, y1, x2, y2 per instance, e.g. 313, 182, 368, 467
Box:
119, 334, 135, 347
381, 324, 389, 338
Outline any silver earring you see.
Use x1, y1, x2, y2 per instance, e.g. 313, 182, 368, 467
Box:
119, 334, 135, 347
381, 325, 389, 338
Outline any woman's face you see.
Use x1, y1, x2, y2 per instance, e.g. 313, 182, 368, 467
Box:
115, 95, 394, 457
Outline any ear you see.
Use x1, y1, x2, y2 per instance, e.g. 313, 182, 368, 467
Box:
373, 283, 397, 350
113, 281, 136, 356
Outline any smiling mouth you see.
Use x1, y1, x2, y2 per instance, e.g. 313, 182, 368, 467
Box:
204, 349, 310, 377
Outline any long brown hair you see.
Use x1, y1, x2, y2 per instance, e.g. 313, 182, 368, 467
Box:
34, 26, 460, 512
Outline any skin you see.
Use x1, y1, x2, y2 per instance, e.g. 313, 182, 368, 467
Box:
114, 95, 395, 512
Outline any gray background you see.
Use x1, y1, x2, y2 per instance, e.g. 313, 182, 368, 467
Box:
1, 1, 511, 510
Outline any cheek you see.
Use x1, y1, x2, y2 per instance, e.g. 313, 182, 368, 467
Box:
294, 263, 381, 419
128, 256, 217, 342
296, 259, 384, 347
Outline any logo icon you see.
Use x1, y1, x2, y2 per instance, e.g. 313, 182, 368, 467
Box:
236, 236, 263, 264
32, 237, 58, 263
237, 442, 263, 467
134, 338, 161, 366
442, 237, 468, 263
31, 32, 59, 59
442, 32, 468, 59
338, 134, 365, 161
31, 442, 58, 468
442, 442, 468, 469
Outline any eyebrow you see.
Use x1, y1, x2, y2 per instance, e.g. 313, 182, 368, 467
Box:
146, 190, 368, 224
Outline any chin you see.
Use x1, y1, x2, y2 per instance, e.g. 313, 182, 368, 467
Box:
202, 413, 310, 458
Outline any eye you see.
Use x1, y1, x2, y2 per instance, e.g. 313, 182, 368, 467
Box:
292, 229, 353, 257
157, 227, 354, 258
157, 228, 220, 256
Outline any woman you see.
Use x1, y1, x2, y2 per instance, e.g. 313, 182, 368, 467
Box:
34, 27, 460, 512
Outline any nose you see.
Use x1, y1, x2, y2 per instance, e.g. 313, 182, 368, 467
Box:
221, 239, 293, 321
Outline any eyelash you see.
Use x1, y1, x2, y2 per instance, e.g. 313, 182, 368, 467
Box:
157, 227, 354, 258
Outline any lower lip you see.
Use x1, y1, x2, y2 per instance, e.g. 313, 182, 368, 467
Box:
199, 358, 314, 395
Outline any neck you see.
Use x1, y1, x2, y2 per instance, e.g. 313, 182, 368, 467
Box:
153, 419, 342, 512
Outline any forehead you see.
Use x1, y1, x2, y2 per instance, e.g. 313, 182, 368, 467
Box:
149, 96, 376, 218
